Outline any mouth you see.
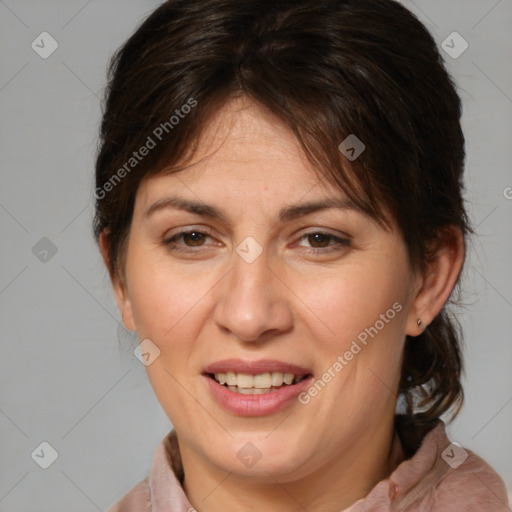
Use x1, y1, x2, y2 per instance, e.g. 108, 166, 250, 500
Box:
205, 371, 311, 395
203, 359, 314, 415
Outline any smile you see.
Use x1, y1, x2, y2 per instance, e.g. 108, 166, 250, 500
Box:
209, 371, 308, 394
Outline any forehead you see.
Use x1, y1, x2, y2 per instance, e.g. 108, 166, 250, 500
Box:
133, 96, 394, 234
138, 96, 338, 202
191, 96, 309, 161
130, 97, 395, 237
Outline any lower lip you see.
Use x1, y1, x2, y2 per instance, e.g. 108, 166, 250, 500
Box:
203, 374, 313, 416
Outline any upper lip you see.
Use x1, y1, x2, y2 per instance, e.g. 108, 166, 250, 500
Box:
204, 359, 312, 376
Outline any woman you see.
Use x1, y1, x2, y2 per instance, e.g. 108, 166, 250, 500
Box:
94, 0, 509, 510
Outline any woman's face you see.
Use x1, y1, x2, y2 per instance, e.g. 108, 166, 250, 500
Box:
113, 97, 422, 481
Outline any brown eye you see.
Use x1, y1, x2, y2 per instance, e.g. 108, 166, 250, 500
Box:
182, 231, 207, 246
296, 231, 351, 255
307, 233, 333, 248
163, 229, 215, 251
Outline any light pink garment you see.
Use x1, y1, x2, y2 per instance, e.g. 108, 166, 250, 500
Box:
107, 416, 510, 511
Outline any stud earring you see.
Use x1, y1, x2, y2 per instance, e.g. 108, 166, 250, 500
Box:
417, 319, 423, 327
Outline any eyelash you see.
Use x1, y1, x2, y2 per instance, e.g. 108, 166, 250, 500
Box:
300, 233, 352, 254
162, 229, 351, 255
163, 229, 217, 253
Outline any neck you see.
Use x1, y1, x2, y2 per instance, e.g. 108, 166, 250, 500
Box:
180, 415, 404, 512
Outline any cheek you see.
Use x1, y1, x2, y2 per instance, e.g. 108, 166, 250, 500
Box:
124, 250, 216, 423
293, 258, 409, 348
290, 253, 410, 411
125, 245, 215, 341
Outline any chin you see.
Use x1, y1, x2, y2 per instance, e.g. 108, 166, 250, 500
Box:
207, 434, 317, 482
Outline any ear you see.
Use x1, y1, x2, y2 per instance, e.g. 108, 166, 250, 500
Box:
406, 226, 465, 336
99, 229, 136, 331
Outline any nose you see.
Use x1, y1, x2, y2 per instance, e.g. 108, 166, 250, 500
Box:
212, 247, 293, 343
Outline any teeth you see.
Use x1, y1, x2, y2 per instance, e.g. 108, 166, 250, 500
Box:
254, 373, 272, 388
237, 373, 254, 388
213, 371, 305, 388
227, 385, 280, 394
271, 372, 284, 386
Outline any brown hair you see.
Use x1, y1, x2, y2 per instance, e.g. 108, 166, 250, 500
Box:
94, 0, 470, 422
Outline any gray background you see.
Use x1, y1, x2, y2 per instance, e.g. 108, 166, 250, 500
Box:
0, 0, 511, 510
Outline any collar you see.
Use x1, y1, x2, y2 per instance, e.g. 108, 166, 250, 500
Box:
147, 415, 448, 512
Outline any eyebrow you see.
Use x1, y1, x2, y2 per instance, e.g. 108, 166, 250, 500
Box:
144, 195, 361, 224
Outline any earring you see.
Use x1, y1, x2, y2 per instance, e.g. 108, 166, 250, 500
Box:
417, 319, 422, 326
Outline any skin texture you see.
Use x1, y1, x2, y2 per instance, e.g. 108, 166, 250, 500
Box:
101, 97, 464, 512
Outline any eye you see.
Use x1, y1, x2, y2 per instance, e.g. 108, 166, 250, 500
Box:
163, 229, 216, 251
296, 231, 351, 253
303, 233, 335, 248
179, 231, 208, 246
